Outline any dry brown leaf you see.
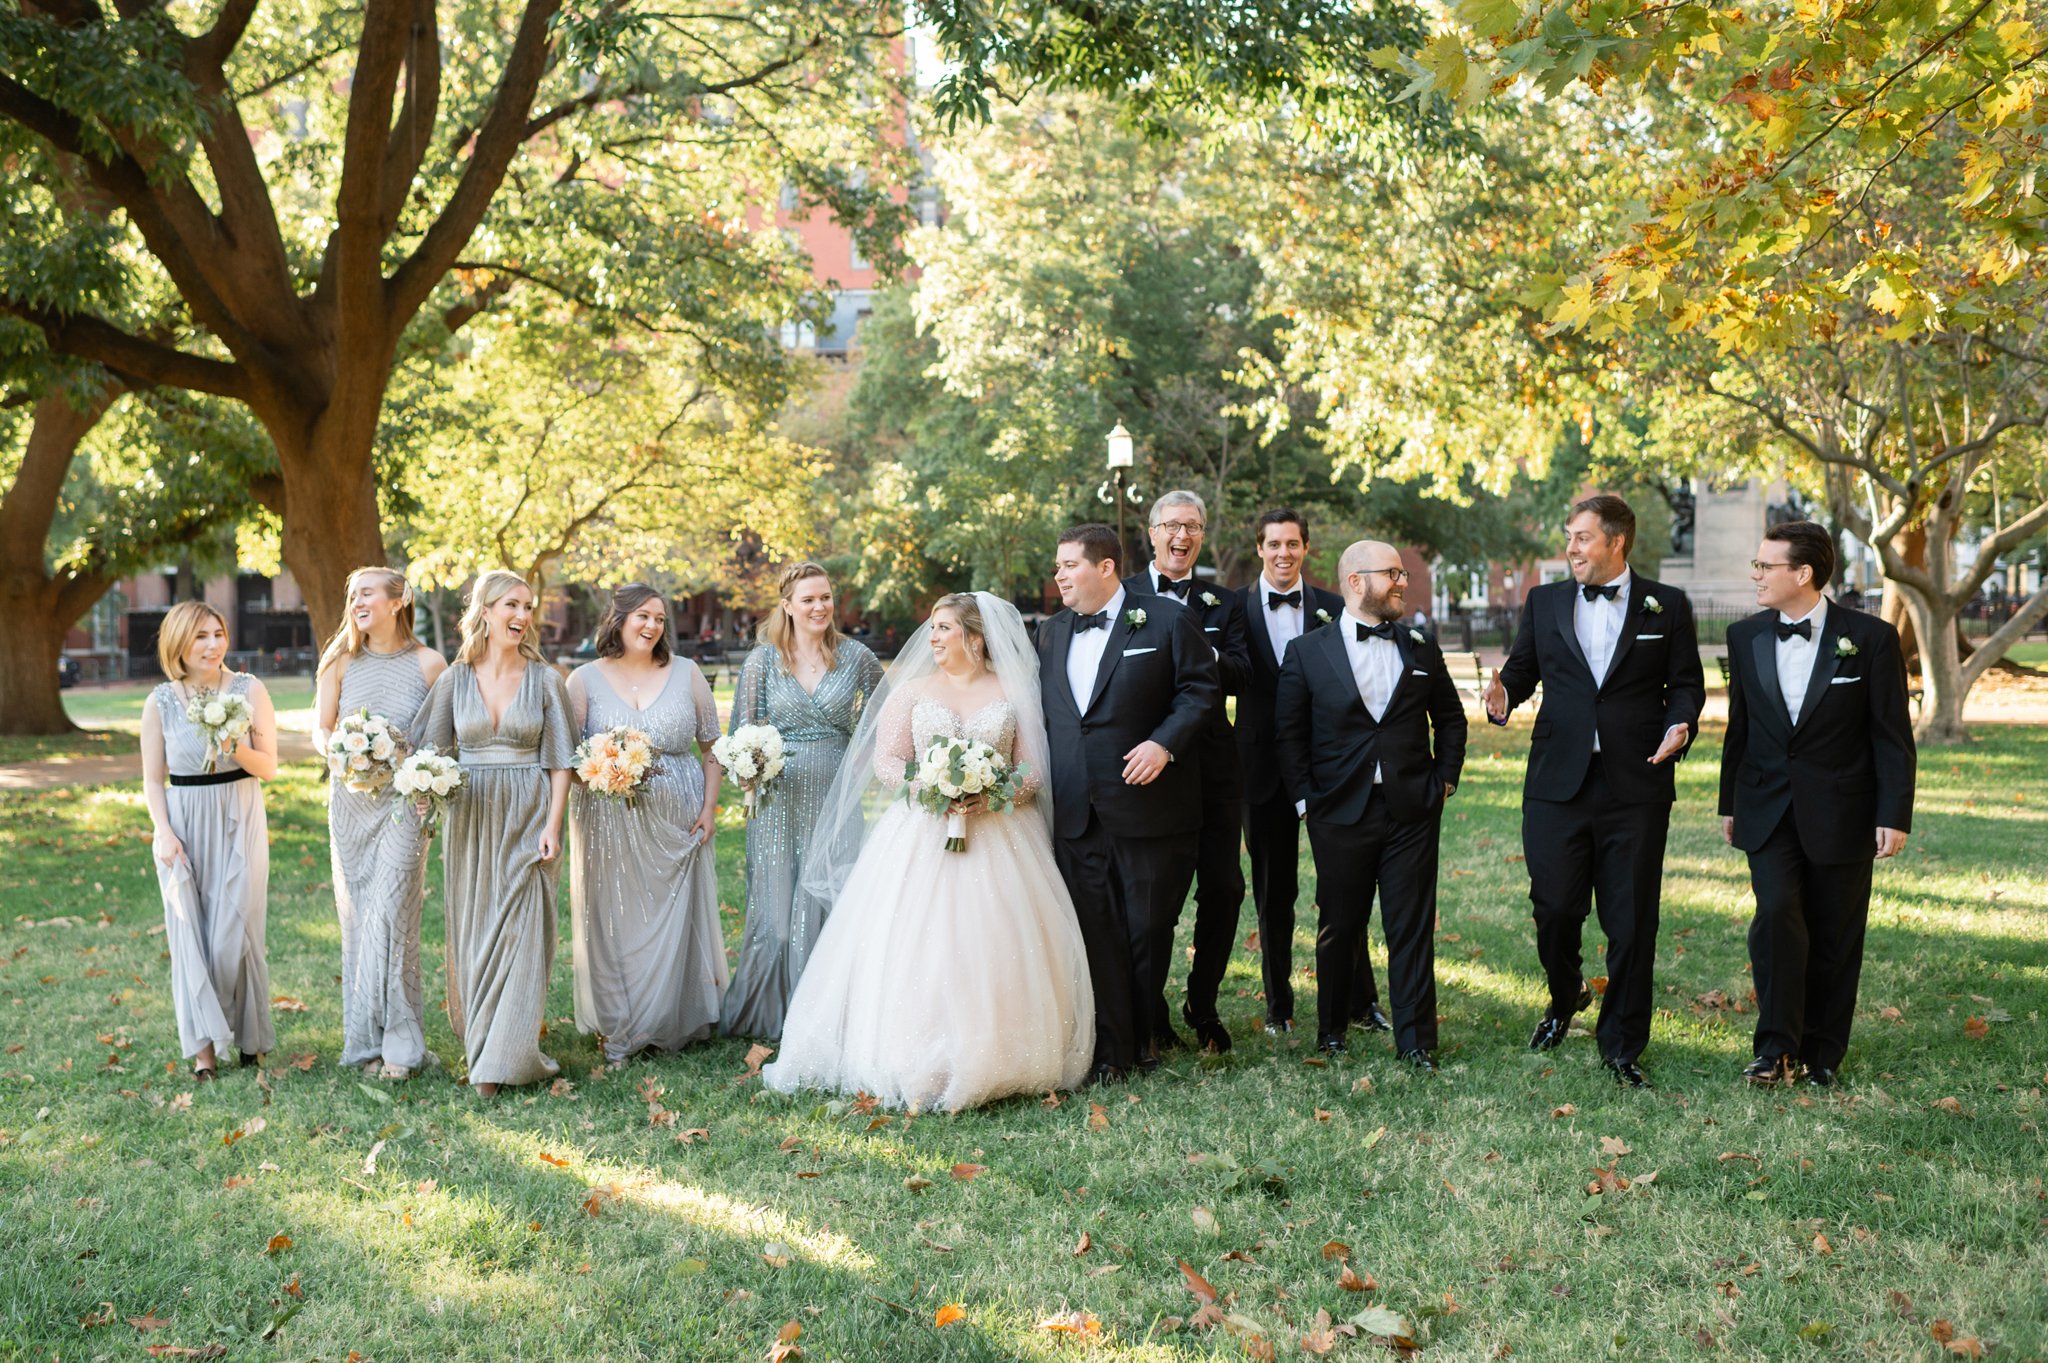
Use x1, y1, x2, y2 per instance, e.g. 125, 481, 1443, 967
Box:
262, 1234, 292, 1255
1088, 1103, 1109, 1131
739, 1043, 774, 1081
1716, 1151, 1762, 1165
1338, 1265, 1375, 1292
1599, 1135, 1631, 1156
1037, 1312, 1101, 1336
1321, 1240, 1351, 1262
270, 995, 308, 1013
1812, 1232, 1831, 1254
1073, 1231, 1092, 1257
1179, 1259, 1218, 1304
902, 1175, 933, 1193
1191, 1205, 1220, 1235
1550, 1104, 1576, 1118
538, 1152, 570, 1167
1313, 1109, 1333, 1122
934, 1303, 965, 1328
1040, 1090, 1063, 1109
128, 1312, 173, 1332
1588, 975, 1609, 995
1930, 1320, 1956, 1344
1963, 1016, 1989, 1040
1945, 1338, 1987, 1359
144, 1347, 225, 1359
950, 1162, 986, 1181
767, 1318, 803, 1362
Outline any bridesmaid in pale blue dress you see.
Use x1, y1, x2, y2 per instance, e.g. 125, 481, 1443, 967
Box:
140, 601, 280, 1082
568, 584, 726, 1061
721, 562, 883, 1039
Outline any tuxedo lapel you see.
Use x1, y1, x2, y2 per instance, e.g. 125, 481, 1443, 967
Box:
1315, 624, 1373, 726
1552, 585, 1593, 680
1602, 581, 1649, 691
1085, 610, 1139, 714
1383, 620, 1416, 713
1047, 613, 1083, 723
1793, 604, 1845, 734
1247, 592, 1280, 675
1751, 622, 1793, 733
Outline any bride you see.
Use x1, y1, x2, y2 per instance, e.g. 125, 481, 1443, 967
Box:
763, 592, 1094, 1111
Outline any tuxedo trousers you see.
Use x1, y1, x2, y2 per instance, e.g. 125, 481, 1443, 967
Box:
1522, 754, 1669, 1064
1307, 798, 1439, 1053
1246, 793, 1374, 1025
1055, 812, 1198, 1071
1161, 787, 1246, 1030
1744, 814, 1874, 1071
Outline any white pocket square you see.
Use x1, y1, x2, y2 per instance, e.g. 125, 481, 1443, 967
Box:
1410, 669, 1430, 677
1638, 633, 1664, 640
1203, 625, 1220, 633
1122, 646, 1157, 657
1829, 675, 1862, 685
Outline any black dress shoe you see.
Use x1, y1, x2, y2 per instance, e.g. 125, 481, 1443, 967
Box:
1803, 1065, 1837, 1089
1604, 1057, 1650, 1089
1262, 1017, 1294, 1037
1357, 1002, 1392, 1033
1316, 1034, 1346, 1056
237, 1051, 262, 1069
1741, 1054, 1799, 1086
1528, 985, 1593, 1051
1182, 1003, 1232, 1054
1087, 1062, 1126, 1087
1398, 1047, 1437, 1074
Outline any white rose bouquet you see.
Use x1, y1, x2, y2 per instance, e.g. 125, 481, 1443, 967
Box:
326, 708, 406, 794
711, 723, 786, 818
185, 687, 255, 773
574, 725, 657, 802
904, 735, 1028, 852
392, 747, 464, 832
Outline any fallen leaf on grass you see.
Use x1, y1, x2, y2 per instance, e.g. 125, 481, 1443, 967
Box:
1812, 1232, 1831, 1254
1945, 1338, 1987, 1359
144, 1347, 225, 1359
767, 1319, 803, 1362
79, 1303, 117, 1327
1321, 1240, 1351, 1261
1313, 1109, 1333, 1122
1963, 1016, 1989, 1040
1716, 1151, 1761, 1165
951, 1163, 985, 1181
1550, 1104, 1576, 1119
283, 1275, 302, 1299
538, 1152, 570, 1167
1037, 1312, 1101, 1336
1191, 1205, 1220, 1236
270, 995, 308, 1013
263, 1234, 292, 1255
129, 1312, 172, 1332
761, 1241, 793, 1268
1599, 1135, 1631, 1156
363, 1139, 387, 1176
1178, 1260, 1218, 1304
1887, 1290, 1914, 1318
222, 1116, 266, 1147
1040, 1090, 1063, 1109
1931, 1096, 1971, 1116
287, 1053, 317, 1071
1349, 1305, 1412, 1340
903, 1175, 933, 1193
1338, 1265, 1376, 1292
738, 1043, 774, 1082
1087, 1103, 1109, 1131
934, 1304, 965, 1328
1073, 1231, 1092, 1257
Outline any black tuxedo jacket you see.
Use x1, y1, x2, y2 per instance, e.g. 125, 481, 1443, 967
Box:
1038, 592, 1221, 841
1126, 569, 1249, 799
1275, 618, 1468, 826
1235, 581, 1345, 804
1719, 601, 1916, 863
1497, 574, 1706, 804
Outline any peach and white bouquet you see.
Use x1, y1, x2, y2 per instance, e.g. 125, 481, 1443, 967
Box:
712, 723, 785, 818
326, 708, 406, 794
574, 725, 657, 802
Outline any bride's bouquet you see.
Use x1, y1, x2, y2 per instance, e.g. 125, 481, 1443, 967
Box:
712, 723, 785, 818
392, 747, 464, 832
904, 735, 1028, 852
326, 708, 406, 793
575, 725, 657, 803
186, 687, 255, 773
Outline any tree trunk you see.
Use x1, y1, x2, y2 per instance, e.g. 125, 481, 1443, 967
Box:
274, 402, 389, 638
1899, 587, 1969, 744
0, 580, 78, 736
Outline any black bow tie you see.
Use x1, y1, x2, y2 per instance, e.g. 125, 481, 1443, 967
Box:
1075, 610, 1111, 633
1776, 619, 1813, 642
1267, 590, 1302, 611
1581, 581, 1622, 602
1356, 620, 1396, 642
1157, 577, 1192, 599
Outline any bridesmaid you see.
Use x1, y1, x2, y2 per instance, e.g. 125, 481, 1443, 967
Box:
140, 601, 280, 1082
313, 567, 447, 1081
416, 570, 576, 1097
567, 584, 727, 1061
721, 562, 883, 1038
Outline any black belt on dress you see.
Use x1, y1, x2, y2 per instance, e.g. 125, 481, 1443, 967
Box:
169, 768, 253, 787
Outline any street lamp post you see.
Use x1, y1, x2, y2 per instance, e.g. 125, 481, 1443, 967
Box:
1102, 421, 1137, 560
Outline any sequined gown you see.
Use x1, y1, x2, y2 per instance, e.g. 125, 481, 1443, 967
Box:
416, 661, 577, 1088
330, 647, 434, 1072
764, 694, 1095, 1110
568, 661, 727, 1059
151, 674, 273, 1061
721, 640, 883, 1039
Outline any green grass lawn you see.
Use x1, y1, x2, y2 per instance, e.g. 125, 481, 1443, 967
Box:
1, 719, 2043, 1361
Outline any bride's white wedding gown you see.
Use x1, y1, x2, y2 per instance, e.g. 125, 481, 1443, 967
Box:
763, 695, 1095, 1111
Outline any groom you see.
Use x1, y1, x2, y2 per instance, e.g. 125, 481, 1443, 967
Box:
1041, 523, 1220, 1080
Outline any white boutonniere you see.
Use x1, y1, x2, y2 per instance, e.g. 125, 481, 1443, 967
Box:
1642, 595, 1663, 614
1199, 591, 1220, 608
1835, 636, 1858, 658
1409, 628, 1426, 644
1314, 608, 1332, 624
1125, 608, 1147, 628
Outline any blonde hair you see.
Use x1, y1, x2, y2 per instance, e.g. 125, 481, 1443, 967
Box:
157, 601, 229, 682
456, 570, 545, 667
317, 566, 417, 676
757, 561, 843, 669
932, 592, 987, 662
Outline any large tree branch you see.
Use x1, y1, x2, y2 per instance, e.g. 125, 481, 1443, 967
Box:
190, 0, 259, 69
377, 0, 443, 226
1959, 581, 2048, 688
326, 0, 417, 362
0, 299, 250, 399
0, 384, 124, 559
182, 6, 300, 329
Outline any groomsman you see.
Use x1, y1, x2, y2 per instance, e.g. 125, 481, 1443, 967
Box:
1040, 523, 1220, 1078
1720, 521, 1915, 1088
1234, 509, 1380, 1035
1124, 490, 1249, 1053
1484, 495, 1704, 1088
1276, 541, 1467, 1067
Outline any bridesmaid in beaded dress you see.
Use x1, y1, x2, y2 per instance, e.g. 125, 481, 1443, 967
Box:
720, 562, 883, 1039
140, 601, 280, 1082
416, 570, 576, 1097
567, 584, 726, 1061
313, 567, 447, 1080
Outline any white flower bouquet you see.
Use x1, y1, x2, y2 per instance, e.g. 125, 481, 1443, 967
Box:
392, 747, 464, 832
326, 708, 406, 794
904, 735, 1028, 852
712, 723, 786, 818
185, 687, 255, 773
575, 725, 657, 802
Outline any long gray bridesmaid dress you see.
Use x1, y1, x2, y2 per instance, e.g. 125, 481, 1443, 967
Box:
151, 673, 273, 1062
416, 660, 576, 1088
330, 646, 434, 1073
568, 659, 727, 1060
720, 639, 883, 1039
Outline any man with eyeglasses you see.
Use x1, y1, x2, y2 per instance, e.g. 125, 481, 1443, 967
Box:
1483, 494, 1705, 1089
1123, 490, 1250, 1053
1276, 540, 1466, 1069
1720, 520, 1914, 1089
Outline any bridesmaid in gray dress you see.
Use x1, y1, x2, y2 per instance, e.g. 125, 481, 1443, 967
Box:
568, 584, 727, 1061
416, 570, 576, 1097
140, 601, 280, 1081
721, 562, 883, 1038
313, 567, 447, 1080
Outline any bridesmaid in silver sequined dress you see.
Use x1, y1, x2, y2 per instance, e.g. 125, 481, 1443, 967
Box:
140, 601, 280, 1081
313, 567, 447, 1080
721, 563, 883, 1039
416, 571, 576, 1096
567, 584, 727, 1061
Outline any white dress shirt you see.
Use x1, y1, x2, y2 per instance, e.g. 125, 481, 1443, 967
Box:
1574, 568, 1631, 752
1259, 573, 1306, 663
1343, 610, 1402, 779
1776, 596, 1827, 724
1066, 586, 1126, 715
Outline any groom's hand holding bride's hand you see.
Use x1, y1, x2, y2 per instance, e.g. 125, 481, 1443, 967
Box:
1122, 740, 1170, 785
